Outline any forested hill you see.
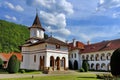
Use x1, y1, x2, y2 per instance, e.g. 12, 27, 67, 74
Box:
0, 20, 30, 53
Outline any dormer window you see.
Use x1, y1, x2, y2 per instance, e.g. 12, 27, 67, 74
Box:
56, 44, 60, 49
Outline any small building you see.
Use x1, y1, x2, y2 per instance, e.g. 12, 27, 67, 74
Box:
0, 52, 22, 68
20, 12, 68, 73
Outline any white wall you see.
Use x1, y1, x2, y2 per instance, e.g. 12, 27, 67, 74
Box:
21, 43, 69, 70
80, 50, 114, 70
69, 49, 81, 69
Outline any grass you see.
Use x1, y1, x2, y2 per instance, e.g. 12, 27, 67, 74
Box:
2, 73, 98, 80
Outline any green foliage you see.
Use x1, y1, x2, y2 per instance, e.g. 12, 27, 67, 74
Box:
79, 68, 84, 72
82, 60, 89, 72
0, 58, 3, 69
110, 48, 120, 76
96, 74, 113, 79
0, 20, 48, 53
20, 69, 25, 73
7, 55, 20, 73
0, 20, 29, 53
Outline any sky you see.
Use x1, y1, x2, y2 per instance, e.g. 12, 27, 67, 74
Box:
1, 0, 120, 44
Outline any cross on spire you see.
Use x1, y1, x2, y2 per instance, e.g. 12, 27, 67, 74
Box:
36, 8, 38, 15
50, 32, 53, 37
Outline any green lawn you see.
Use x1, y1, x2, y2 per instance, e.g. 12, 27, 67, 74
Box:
3, 73, 98, 80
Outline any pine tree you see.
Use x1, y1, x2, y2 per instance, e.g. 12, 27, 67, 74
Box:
110, 48, 120, 76
7, 55, 20, 73
0, 58, 3, 69
82, 60, 88, 72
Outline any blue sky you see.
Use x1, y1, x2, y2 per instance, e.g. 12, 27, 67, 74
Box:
1, 0, 120, 44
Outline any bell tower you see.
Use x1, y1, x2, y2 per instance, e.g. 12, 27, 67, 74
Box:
29, 10, 45, 39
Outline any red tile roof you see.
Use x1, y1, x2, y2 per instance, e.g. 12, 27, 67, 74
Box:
0, 52, 22, 61
23, 37, 68, 47
69, 41, 85, 50
81, 39, 120, 53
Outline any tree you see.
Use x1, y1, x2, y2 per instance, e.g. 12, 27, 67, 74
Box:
7, 55, 20, 73
110, 48, 120, 76
0, 20, 29, 53
0, 58, 3, 69
82, 60, 88, 72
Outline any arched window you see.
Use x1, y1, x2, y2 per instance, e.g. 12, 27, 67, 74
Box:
95, 54, 99, 61
74, 53, 76, 58
107, 53, 111, 60
90, 55, 94, 61
86, 55, 89, 60
96, 63, 100, 70
74, 60, 78, 70
101, 53, 105, 61
101, 63, 106, 70
71, 54, 73, 58
91, 63, 94, 69
82, 55, 85, 60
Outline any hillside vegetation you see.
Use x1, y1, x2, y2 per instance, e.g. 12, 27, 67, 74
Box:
0, 20, 29, 53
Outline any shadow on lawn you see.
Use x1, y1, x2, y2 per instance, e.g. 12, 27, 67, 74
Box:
77, 77, 96, 78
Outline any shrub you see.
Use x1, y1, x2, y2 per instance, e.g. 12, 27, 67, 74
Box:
0, 58, 3, 69
110, 48, 120, 76
79, 68, 84, 72
82, 60, 88, 72
20, 70, 25, 73
7, 55, 20, 73
96, 74, 113, 79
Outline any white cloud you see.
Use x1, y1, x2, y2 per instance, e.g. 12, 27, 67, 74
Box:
57, 0, 74, 15
46, 26, 71, 36
5, 15, 17, 21
4, 1, 24, 12
25, 0, 73, 39
97, 0, 120, 11
113, 12, 120, 18
26, 0, 73, 15
69, 25, 120, 43
40, 11, 66, 28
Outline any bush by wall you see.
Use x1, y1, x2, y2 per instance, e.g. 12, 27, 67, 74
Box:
7, 55, 20, 73
82, 60, 89, 72
0, 58, 3, 69
79, 68, 85, 72
110, 48, 120, 76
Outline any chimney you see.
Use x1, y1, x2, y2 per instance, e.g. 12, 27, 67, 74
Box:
65, 40, 68, 44
87, 40, 90, 45
73, 38, 76, 47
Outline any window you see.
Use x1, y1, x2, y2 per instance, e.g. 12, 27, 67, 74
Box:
21, 55, 23, 62
74, 53, 76, 58
71, 54, 73, 58
34, 55, 36, 62
82, 55, 85, 60
56, 44, 60, 49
